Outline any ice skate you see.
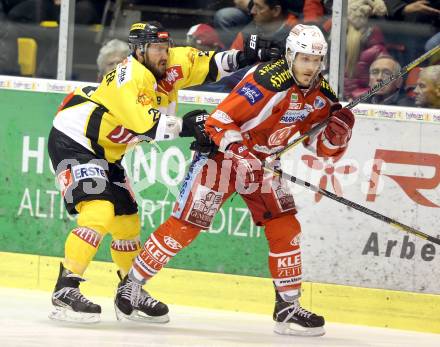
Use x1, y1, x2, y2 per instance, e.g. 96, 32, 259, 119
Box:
49, 263, 101, 323
273, 289, 325, 337
114, 272, 169, 323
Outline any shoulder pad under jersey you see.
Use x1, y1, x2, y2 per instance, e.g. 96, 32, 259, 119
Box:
253, 58, 294, 92
320, 78, 338, 102
77, 85, 97, 98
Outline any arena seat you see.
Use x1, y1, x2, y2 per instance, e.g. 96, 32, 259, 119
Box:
17, 37, 37, 76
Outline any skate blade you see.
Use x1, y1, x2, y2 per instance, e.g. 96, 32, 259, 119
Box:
114, 303, 170, 324
49, 306, 100, 324
274, 322, 325, 337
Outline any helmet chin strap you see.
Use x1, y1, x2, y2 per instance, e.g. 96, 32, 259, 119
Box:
135, 44, 150, 69
141, 43, 150, 65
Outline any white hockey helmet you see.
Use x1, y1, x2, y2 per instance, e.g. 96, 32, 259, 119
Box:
285, 24, 328, 72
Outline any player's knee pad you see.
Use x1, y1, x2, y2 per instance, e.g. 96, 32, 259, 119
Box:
110, 213, 141, 240
110, 213, 142, 276
132, 217, 202, 280
64, 226, 103, 275
76, 200, 115, 235
264, 214, 301, 252
155, 216, 202, 248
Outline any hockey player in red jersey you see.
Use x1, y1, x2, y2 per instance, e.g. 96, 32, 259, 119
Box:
117, 24, 355, 336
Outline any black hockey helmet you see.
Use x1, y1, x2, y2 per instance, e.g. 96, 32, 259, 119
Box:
128, 22, 171, 53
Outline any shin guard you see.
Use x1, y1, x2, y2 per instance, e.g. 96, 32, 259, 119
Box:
64, 227, 103, 275
111, 238, 141, 276
131, 217, 201, 282
264, 214, 302, 300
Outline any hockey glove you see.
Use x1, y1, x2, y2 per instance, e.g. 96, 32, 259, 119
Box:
257, 38, 284, 61
180, 109, 218, 158
237, 34, 260, 67
323, 106, 355, 147
225, 143, 264, 188
180, 109, 208, 137
238, 34, 284, 67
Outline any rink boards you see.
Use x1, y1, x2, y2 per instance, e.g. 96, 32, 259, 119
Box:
0, 76, 439, 333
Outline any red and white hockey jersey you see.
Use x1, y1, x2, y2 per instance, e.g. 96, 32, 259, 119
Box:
205, 58, 346, 160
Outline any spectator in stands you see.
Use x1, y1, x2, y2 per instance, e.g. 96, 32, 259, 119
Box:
186, 23, 225, 51
185, 25, 249, 92
384, 0, 440, 26
213, 0, 253, 48
344, 0, 388, 100
384, 0, 440, 63
368, 55, 413, 105
96, 39, 130, 82
230, 0, 297, 51
414, 65, 440, 108
303, 0, 333, 32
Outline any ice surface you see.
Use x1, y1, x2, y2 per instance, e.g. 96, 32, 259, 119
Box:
0, 287, 439, 347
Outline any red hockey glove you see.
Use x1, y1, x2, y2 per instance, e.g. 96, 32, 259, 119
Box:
323, 107, 355, 147
225, 143, 264, 189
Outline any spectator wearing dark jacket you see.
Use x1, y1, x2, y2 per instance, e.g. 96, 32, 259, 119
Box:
384, 0, 440, 63
303, 0, 333, 32
385, 0, 440, 24
230, 0, 297, 51
213, 0, 253, 49
368, 55, 413, 105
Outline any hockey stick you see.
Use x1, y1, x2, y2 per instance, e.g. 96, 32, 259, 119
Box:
266, 166, 440, 245
264, 44, 440, 165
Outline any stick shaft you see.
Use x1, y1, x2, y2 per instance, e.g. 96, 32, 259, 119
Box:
270, 167, 440, 245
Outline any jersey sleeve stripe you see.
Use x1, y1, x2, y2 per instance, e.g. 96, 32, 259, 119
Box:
86, 107, 106, 158
203, 54, 219, 84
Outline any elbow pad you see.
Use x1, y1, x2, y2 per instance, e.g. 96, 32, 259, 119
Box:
215, 49, 241, 73
154, 115, 182, 141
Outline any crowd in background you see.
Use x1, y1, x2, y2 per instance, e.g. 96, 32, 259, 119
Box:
0, 0, 439, 108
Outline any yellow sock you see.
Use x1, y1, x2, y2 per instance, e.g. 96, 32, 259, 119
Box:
110, 239, 141, 277
63, 200, 115, 275
64, 227, 103, 275
110, 213, 141, 277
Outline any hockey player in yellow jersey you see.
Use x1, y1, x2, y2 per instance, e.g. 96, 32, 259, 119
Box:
48, 21, 274, 324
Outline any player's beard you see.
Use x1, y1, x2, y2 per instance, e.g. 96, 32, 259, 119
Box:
144, 58, 167, 80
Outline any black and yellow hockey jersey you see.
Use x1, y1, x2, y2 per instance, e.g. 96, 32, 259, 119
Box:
155, 46, 220, 116
53, 46, 229, 163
